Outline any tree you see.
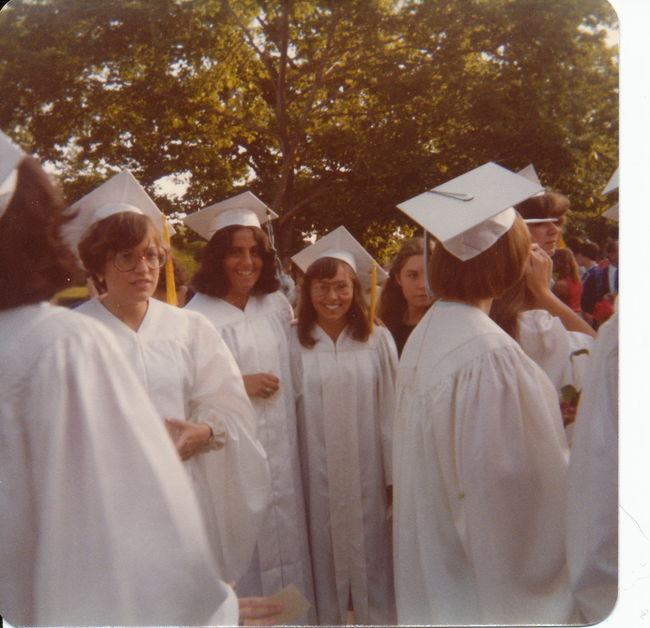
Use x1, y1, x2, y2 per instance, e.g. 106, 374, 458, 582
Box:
0, 0, 618, 260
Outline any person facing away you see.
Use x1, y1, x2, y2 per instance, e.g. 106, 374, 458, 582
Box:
184, 192, 316, 622
377, 236, 434, 356
0, 147, 239, 626
290, 227, 397, 625
393, 162, 577, 625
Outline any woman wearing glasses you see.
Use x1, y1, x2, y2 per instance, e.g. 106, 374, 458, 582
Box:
289, 227, 398, 626
68, 171, 270, 585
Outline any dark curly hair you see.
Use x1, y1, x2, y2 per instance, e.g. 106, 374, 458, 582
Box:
191, 224, 279, 297
0, 157, 79, 310
296, 256, 370, 348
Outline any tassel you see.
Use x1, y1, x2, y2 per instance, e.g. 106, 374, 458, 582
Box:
369, 262, 377, 333
162, 217, 178, 307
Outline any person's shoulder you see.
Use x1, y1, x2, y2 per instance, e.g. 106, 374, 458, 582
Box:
518, 308, 557, 332
263, 289, 292, 310
0, 303, 118, 373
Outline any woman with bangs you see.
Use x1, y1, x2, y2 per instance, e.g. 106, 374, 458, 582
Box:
68, 171, 270, 586
393, 164, 576, 625
184, 194, 316, 622
290, 227, 397, 626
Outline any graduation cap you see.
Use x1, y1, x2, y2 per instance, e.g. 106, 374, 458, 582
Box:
291, 225, 388, 292
183, 191, 279, 241
517, 163, 542, 186
63, 169, 172, 255
602, 167, 619, 195
0, 131, 26, 217
603, 203, 619, 221
396, 162, 543, 261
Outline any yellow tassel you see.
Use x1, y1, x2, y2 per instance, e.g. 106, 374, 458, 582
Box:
369, 262, 377, 333
162, 218, 178, 307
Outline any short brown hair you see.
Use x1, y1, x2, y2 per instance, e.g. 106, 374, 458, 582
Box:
191, 225, 279, 297
430, 214, 530, 301
515, 191, 569, 227
78, 212, 165, 289
0, 157, 78, 310
297, 257, 370, 348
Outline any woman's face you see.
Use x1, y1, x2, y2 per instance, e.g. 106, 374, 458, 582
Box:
310, 264, 354, 326
102, 235, 162, 303
396, 254, 433, 310
223, 228, 263, 297
527, 220, 561, 256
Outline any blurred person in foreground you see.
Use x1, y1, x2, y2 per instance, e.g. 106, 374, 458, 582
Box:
0, 133, 280, 626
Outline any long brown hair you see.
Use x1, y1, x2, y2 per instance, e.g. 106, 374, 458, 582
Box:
378, 237, 430, 333
553, 248, 580, 283
297, 257, 370, 348
0, 157, 78, 310
488, 277, 536, 339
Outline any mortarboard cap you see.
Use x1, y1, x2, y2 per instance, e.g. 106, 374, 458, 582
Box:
291, 225, 388, 293
517, 165, 553, 225
397, 162, 543, 261
183, 191, 278, 241
603, 203, 619, 221
0, 131, 26, 218
63, 169, 171, 255
602, 168, 619, 195
517, 163, 542, 186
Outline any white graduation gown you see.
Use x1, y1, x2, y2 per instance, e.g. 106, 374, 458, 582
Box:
291, 324, 397, 625
186, 291, 315, 619
566, 311, 618, 622
77, 296, 270, 583
0, 303, 238, 627
394, 300, 576, 625
518, 308, 594, 394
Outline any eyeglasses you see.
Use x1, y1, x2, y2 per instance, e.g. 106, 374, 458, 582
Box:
311, 281, 353, 298
112, 247, 167, 272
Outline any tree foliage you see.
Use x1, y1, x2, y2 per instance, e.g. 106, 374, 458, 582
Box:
0, 0, 618, 260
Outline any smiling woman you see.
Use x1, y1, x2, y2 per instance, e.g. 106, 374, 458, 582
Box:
289, 228, 398, 625
184, 193, 316, 622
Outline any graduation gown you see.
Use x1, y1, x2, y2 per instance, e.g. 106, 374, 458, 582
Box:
291, 324, 397, 625
0, 303, 237, 626
186, 291, 315, 618
566, 311, 618, 621
393, 300, 575, 625
77, 296, 270, 583
518, 308, 594, 394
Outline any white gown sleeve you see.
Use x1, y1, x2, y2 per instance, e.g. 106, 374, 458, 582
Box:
374, 327, 399, 486
1, 313, 237, 627
518, 309, 593, 393
566, 312, 618, 622
186, 314, 271, 582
